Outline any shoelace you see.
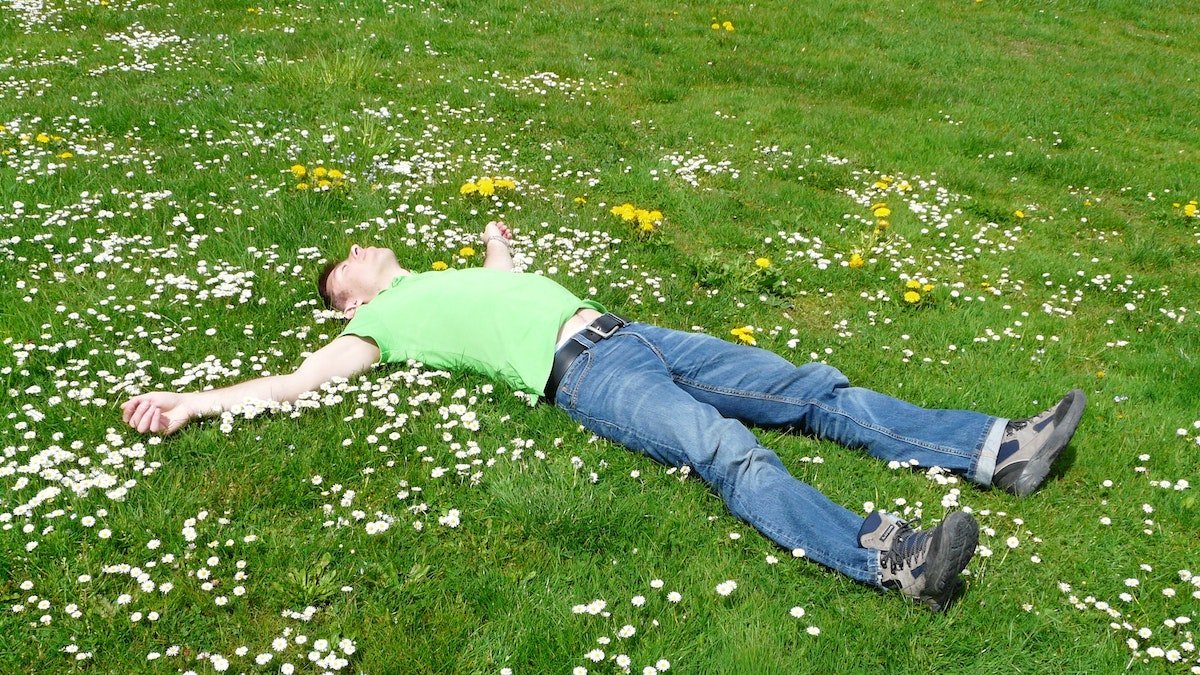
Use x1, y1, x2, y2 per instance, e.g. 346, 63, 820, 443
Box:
881, 519, 932, 573
1008, 401, 1062, 436
1006, 417, 1030, 433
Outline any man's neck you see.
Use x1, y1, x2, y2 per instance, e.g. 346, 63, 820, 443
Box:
362, 268, 411, 305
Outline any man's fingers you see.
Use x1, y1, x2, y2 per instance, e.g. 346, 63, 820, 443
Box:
121, 396, 142, 422
126, 399, 148, 428
132, 403, 155, 433
132, 405, 149, 433
137, 406, 159, 434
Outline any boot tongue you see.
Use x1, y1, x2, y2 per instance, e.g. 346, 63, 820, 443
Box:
858, 510, 902, 549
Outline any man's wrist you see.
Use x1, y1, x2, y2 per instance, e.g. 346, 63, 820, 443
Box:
186, 391, 218, 418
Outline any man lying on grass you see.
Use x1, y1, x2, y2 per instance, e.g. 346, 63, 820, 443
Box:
122, 221, 1086, 612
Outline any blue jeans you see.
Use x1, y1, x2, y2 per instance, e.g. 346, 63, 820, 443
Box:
551, 323, 1005, 585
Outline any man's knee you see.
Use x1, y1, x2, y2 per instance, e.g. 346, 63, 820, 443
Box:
718, 443, 786, 498
795, 362, 851, 395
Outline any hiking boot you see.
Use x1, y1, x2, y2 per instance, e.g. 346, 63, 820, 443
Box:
992, 389, 1086, 497
859, 510, 978, 612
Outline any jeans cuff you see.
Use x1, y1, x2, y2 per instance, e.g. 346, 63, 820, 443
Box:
969, 417, 1008, 486
866, 549, 882, 587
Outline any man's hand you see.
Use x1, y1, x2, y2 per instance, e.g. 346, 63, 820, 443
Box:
482, 220, 514, 271
121, 392, 196, 435
483, 220, 512, 245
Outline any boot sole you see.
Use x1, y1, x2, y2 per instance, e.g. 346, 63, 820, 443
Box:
1008, 389, 1086, 497
921, 512, 978, 612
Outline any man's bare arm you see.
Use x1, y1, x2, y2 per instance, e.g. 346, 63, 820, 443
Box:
121, 335, 381, 435
482, 220, 514, 271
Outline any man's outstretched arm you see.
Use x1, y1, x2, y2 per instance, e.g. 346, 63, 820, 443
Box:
120, 335, 381, 435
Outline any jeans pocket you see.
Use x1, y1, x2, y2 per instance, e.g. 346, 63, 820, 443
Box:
557, 350, 594, 411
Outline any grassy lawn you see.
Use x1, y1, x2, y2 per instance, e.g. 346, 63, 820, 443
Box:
2, 0, 1198, 672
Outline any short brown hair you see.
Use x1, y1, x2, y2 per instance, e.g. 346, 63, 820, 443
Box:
316, 259, 341, 310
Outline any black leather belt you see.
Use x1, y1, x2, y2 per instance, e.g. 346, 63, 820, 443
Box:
543, 312, 631, 405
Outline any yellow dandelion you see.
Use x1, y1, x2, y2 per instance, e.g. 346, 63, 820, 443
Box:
57, 151, 73, 159
290, 164, 307, 178
573, 196, 588, 204
730, 326, 757, 346
896, 181, 911, 191
460, 181, 478, 195
312, 166, 328, 179
922, 284, 934, 292
1096, 370, 1106, 379
722, 20, 734, 31
711, 22, 720, 29
1014, 209, 1025, 219
876, 219, 890, 230
476, 177, 496, 196
754, 257, 771, 269
495, 178, 516, 190
35, 133, 50, 143
905, 279, 922, 290
872, 205, 891, 218
327, 168, 344, 180
431, 261, 448, 271
639, 221, 656, 233
611, 203, 637, 222
1185, 203, 1197, 217
295, 182, 309, 190
904, 291, 921, 304
317, 179, 332, 189
849, 253, 865, 269
459, 246, 476, 257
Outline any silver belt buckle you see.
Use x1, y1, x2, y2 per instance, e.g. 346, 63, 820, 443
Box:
585, 315, 623, 339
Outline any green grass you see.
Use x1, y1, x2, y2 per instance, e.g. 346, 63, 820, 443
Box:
2, 0, 1199, 672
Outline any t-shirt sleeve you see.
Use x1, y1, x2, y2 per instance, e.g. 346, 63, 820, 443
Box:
341, 314, 408, 363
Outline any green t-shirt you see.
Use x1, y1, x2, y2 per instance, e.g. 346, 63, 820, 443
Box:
341, 268, 605, 394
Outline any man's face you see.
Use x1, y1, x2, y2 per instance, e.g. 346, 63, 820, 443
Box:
327, 244, 399, 315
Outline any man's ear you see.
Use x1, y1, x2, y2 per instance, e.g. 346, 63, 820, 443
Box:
343, 303, 358, 319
